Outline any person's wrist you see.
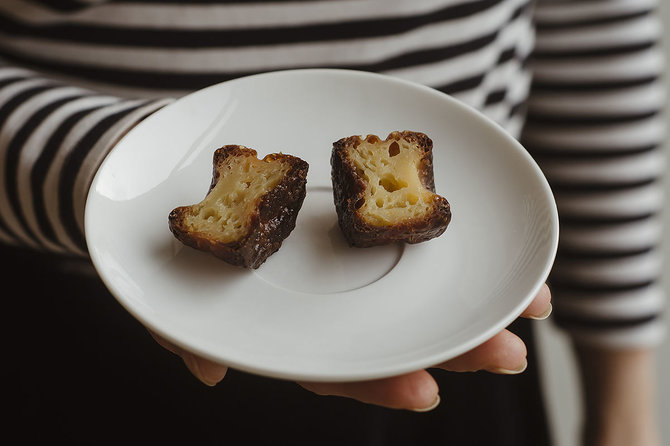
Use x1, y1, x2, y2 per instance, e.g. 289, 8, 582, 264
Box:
582, 413, 660, 446
574, 345, 661, 446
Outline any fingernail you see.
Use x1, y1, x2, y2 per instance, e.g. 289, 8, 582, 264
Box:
411, 394, 441, 413
528, 303, 553, 321
184, 355, 218, 386
491, 358, 528, 375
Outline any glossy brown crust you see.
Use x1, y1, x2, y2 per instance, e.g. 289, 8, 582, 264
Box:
331, 131, 451, 247
168, 145, 308, 269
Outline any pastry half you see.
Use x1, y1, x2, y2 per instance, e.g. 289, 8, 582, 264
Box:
331, 131, 451, 247
169, 145, 309, 268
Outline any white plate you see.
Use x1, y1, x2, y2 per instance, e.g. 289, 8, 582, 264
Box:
86, 69, 558, 382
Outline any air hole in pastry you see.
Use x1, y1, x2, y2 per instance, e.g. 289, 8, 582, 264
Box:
388, 141, 400, 157
379, 175, 406, 193
202, 208, 218, 220
355, 167, 365, 178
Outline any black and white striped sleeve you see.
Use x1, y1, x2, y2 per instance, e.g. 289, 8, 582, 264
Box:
0, 66, 172, 256
522, 0, 665, 347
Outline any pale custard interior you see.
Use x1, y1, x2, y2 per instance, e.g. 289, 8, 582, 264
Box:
348, 139, 433, 226
184, 155, 290, 242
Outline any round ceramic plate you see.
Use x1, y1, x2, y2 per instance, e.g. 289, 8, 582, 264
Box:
86, 69, 558, 382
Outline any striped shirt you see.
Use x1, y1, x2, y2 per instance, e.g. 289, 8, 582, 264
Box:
0, 0, 665, 347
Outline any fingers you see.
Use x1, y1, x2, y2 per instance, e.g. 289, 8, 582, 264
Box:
438, 329, 528, 374
521, 283, 552, 320
435, 284, 549, 375
149, 330, 228, 386
143, 285, 550, 395
299, 328, 526, 411
181, 354, 228, 386
298, 370, 440, 412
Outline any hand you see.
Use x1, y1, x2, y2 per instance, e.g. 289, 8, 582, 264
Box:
151, 283, 552, 412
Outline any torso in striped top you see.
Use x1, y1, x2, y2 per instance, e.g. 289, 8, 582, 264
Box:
0, 0, 535, 136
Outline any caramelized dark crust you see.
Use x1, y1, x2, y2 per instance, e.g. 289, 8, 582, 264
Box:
169, 145, 308, 269
331, 131, 451, 247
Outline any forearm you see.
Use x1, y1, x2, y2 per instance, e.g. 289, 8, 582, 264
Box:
0, 67, 171, 256
575, 344, 661, 446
